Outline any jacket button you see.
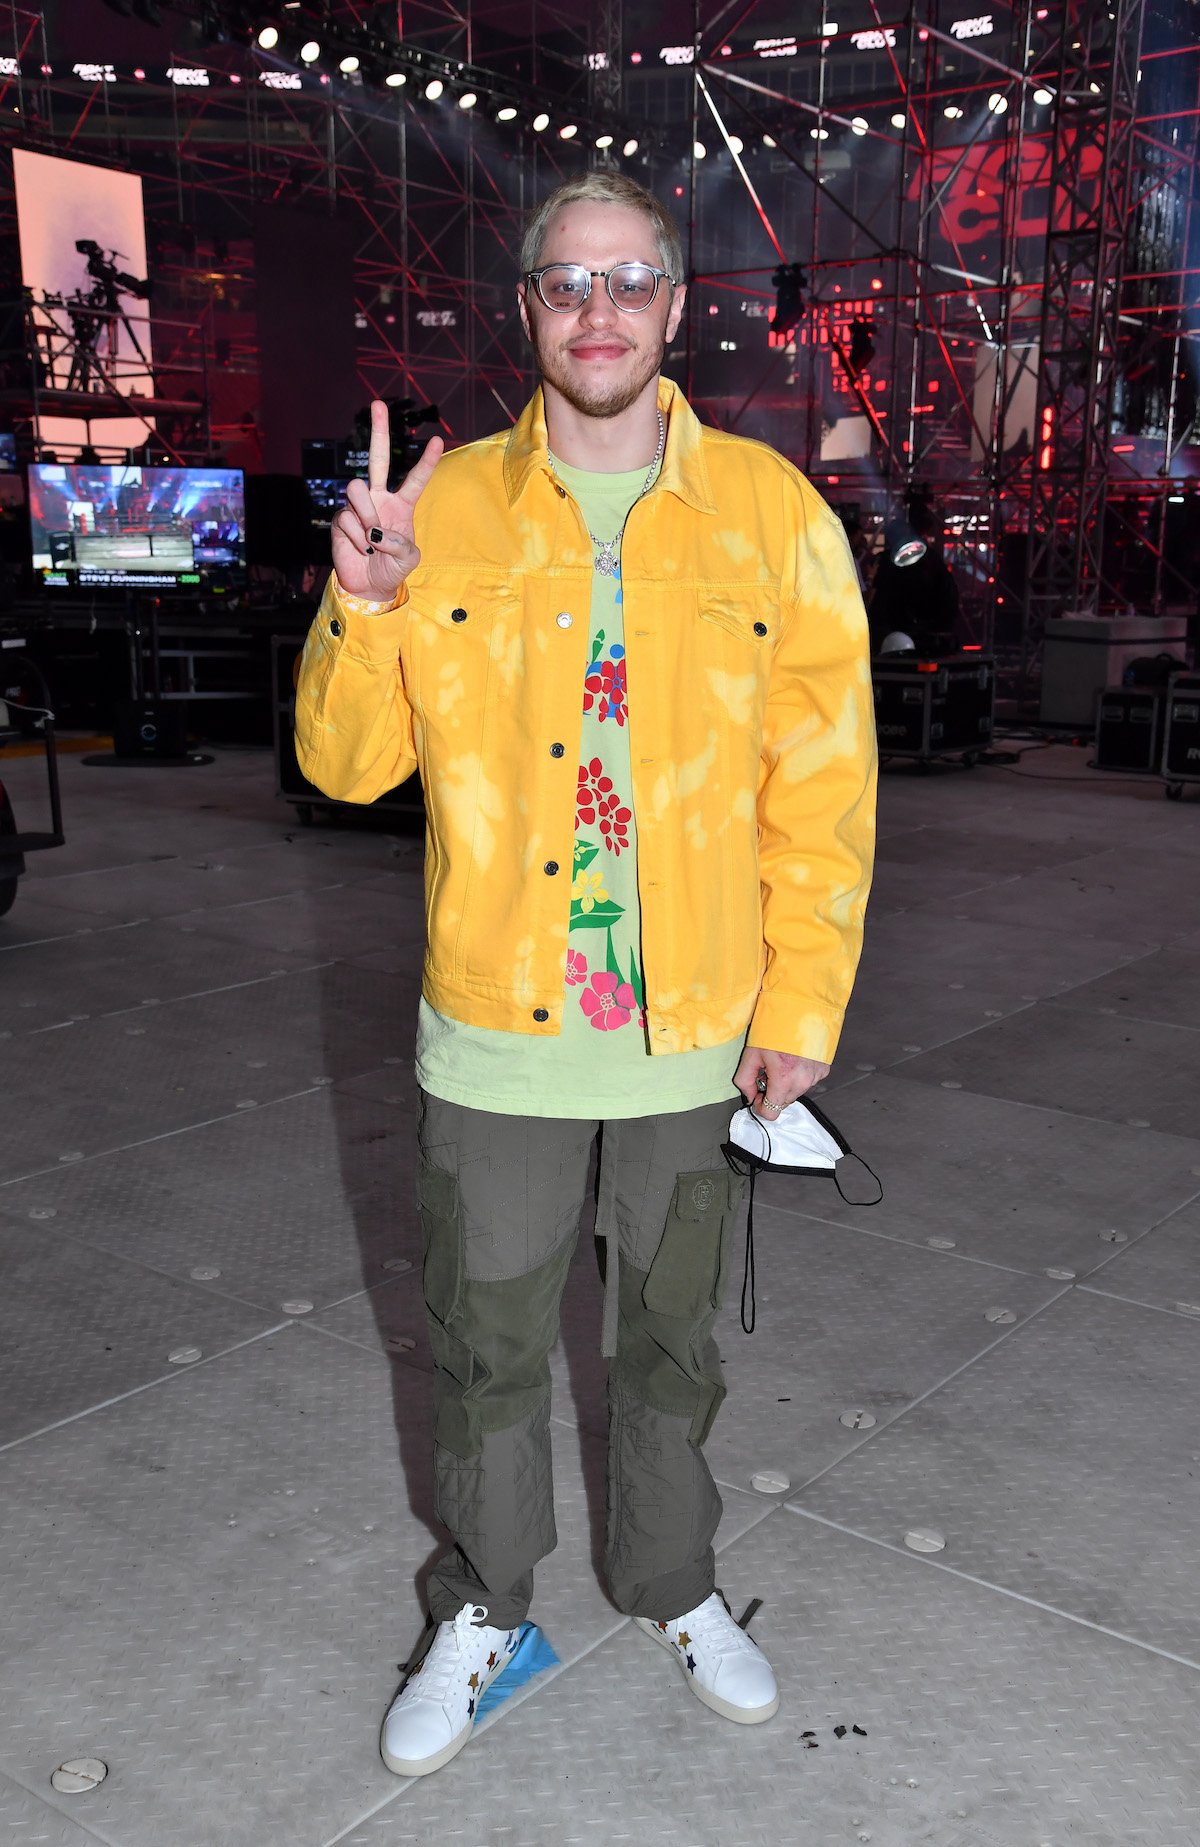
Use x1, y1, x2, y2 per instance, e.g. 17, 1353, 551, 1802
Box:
549, 742, 565, 758
451, 608, 468, 623
553, 483, 566, 498
533, 1007, 549, 1022
329, 618, 342, 637
753, 621, 768, 637
544, 860, 559, 876
556, 612, 573, 629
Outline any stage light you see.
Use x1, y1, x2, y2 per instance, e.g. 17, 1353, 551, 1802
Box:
257, 24, 279, 49
533, 110, 550, 130
890, 112, 906, 127
850, 116, 868, 134
944, 103, 964, 119
1089, 80, 1101, 93
385, 71, 407, 87
810, 126, 829, 139
623, 136, 639, 154
1033, 86, 1053, 103
339, 54, 360, 73
595, 132, 614, 147
425, 77, 444, 99
987, 92, 1007, 113
694, 140, 707, 158
822, 20, 839, 33
299, 38, 319, 61
728, 134, 743, 153
560, 122, 578, 137
762, 132, 777, 147
458, 90, 477, 108
497, 104, 518, 120
769, 261, 806, 344
892, 535, 927, 567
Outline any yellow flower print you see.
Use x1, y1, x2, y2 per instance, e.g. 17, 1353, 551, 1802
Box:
571, 869, 609, 913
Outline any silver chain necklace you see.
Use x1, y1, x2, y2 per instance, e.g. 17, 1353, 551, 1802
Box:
548, 411, 666, 577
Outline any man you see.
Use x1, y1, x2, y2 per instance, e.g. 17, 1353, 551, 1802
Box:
294, 171, 876, 1778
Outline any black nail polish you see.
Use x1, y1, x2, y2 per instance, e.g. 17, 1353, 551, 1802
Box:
369, 526, 384, 544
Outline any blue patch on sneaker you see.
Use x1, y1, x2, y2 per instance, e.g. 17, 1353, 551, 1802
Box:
473, 1622, 559, 1722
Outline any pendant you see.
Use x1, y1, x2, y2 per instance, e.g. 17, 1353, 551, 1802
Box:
593, 543, 620, 577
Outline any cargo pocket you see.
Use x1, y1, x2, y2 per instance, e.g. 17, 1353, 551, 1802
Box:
640, 1168, 743, 1446
415, 1157, 477, 1454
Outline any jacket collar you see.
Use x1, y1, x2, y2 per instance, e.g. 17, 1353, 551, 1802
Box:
501, 374, 718, 515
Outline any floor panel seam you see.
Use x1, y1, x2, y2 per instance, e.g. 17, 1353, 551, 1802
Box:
0, 1324, 290, 1457
780, 1503, 1200, 1676
777, 1284, 1073, 1497
0, 1764, 118, 1847
0, 1086, 331, 1188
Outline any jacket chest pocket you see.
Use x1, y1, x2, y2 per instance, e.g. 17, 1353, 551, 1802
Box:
409, 596, 506, 731
697, 593, 780, 652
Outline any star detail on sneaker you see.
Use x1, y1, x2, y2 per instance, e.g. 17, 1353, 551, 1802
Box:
468, 1697, 475, 1718
487, 1651, 498, 1669
656, 1621, 669, 1633
468, 1672, 480, 1690
686, 1652, 697, 1673
677, 1632, 691, 1648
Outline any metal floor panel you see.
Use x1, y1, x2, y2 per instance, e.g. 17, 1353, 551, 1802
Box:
334, 1511, 1200, 1847
0, 1767, 109, 1847
794, 1288, 1200, 1661
0, 1216, 274, 1448
0, 1089, 421, 1315
1048, 942, 1200, 1028
872, 819, 1106, 878
897, 1002, 1200, 1139
0, 891, 101, 951
1081, 1195, 1200, 1317
0, 1325, 767, 1847
753, 1072, 1200, 1278
0, 964, 420, 1181
2, 918, 318, 1035
826, 973, 1032, 1082
856, 907, 1149, 1002
929, 844, 1200, 947
164, 875, 426, 961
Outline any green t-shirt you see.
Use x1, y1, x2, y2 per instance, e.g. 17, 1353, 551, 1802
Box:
415, 456, 747, 1118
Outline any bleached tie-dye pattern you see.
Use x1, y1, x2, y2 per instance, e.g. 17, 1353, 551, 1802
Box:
294, 378, 877, 1064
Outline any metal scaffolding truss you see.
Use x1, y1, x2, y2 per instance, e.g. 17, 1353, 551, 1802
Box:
1023, 0, 1146, 657
2, 0, 1197, 689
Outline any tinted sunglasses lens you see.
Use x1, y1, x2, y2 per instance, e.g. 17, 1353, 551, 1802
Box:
537, 266, 589, 310
608, 264, 659, 309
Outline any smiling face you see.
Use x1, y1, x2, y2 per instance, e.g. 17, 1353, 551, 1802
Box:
517, 200, 687, 421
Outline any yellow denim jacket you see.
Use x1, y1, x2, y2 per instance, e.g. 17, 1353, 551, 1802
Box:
294, 377, 877, 1063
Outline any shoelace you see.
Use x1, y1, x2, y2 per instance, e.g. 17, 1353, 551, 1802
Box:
682, 1597, 756, 1658
415, 1604, 491, 1699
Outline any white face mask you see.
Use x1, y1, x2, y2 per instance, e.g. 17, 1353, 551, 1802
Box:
722, 1097, 883, 1334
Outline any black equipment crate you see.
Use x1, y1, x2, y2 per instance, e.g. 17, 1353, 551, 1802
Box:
1094, 686, 1166, 773
1161, 674, 1200, 798
872, 654, 995, 763
271, 635, 423, 823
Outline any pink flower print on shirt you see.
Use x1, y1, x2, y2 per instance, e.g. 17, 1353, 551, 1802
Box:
579, 970, 637, 1031
565, 949, 589, 986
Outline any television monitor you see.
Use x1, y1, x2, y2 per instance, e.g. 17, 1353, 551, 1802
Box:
305, 476, 350, 523
0, 434, 17, 472
28, 463, 246, 589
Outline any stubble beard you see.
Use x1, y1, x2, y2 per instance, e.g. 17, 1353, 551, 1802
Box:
535, 324, 666, 420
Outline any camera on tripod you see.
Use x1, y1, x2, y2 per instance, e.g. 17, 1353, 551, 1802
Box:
74, 239, 153, 305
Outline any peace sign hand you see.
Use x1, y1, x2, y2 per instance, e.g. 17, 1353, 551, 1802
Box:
332, 399, 445, 601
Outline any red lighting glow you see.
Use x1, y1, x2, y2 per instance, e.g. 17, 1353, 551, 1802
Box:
1113, 443, 1136, 453
962, 644, 982, 651
871, 278, 883, 290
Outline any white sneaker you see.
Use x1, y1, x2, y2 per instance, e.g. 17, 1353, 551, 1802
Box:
635, 1593, 779, 1725
380, 1603, 520, 1776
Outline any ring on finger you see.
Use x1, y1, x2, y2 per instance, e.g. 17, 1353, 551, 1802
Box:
760, 1098, 782, 1115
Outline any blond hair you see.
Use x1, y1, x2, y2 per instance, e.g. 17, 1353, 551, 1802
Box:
519, 173, 684, 282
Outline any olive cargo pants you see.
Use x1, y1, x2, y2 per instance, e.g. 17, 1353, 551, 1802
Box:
415, 1091, 746, 1630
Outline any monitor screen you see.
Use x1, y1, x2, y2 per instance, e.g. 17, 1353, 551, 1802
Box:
28, 463, 246, 589
0, 434, 17, 472
305, 477, 350, 523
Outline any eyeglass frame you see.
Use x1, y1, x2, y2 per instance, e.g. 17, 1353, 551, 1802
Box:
524, 262, 679, 314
